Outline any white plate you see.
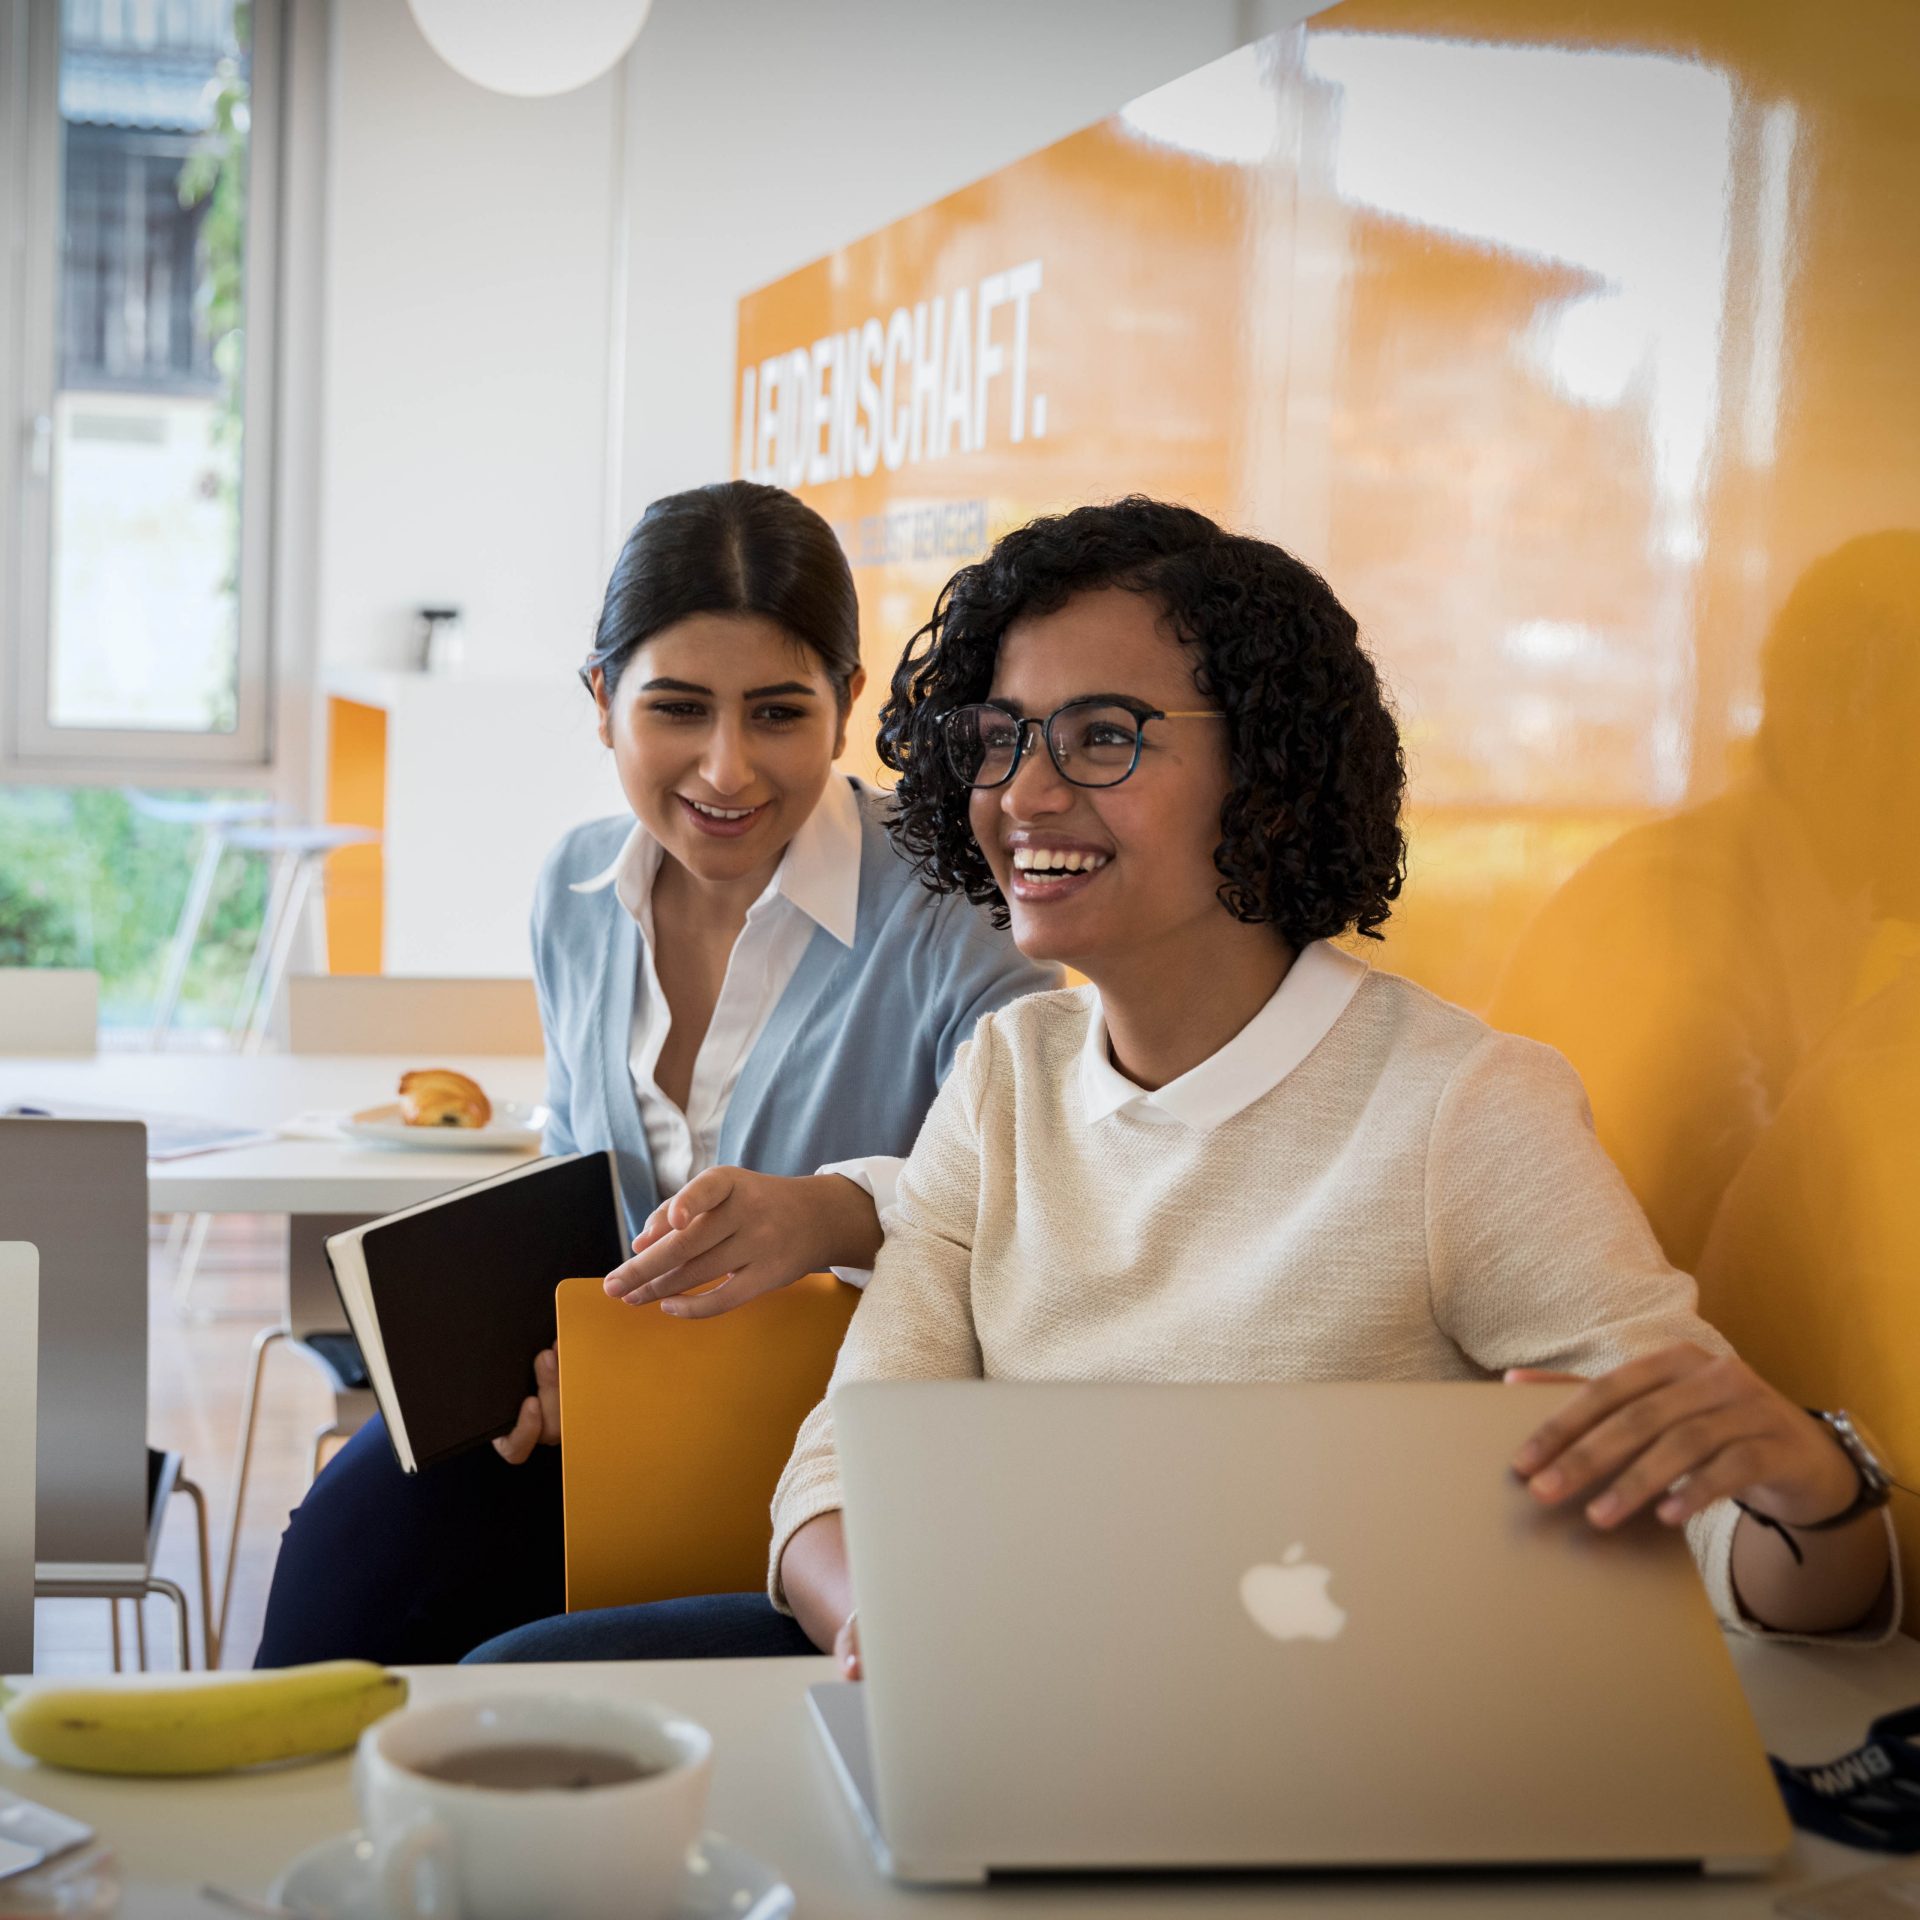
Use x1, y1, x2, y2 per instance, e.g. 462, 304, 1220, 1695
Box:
269, 1826, 793, 1919
338, 1100, 548, 1152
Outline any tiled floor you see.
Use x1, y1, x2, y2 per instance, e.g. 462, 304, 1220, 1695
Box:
32, 1217, 338, 1673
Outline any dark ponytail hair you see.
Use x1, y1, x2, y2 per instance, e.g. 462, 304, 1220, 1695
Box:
581, 481, 861, 707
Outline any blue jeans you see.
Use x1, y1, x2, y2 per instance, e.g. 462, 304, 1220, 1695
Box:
462, 1592, 819, 1664
255, 1414, 566, 1667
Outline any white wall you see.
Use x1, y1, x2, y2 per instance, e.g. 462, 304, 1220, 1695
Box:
315, 0, 621, 680
312, 0, 1314, 684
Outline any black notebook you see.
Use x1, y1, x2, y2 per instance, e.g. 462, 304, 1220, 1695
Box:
324, 1151, 627, 1474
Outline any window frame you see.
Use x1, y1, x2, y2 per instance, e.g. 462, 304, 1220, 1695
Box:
3, 0, 284, 776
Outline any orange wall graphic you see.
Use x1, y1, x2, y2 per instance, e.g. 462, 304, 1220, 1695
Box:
738, 1, 1920, 1618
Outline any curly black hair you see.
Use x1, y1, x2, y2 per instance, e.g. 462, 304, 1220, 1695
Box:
876, 496, 1407, 946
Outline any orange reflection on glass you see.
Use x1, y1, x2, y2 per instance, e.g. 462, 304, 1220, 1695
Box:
738, 0, 1920, 1620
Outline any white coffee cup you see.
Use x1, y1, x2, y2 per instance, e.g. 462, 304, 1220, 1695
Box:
353, 1692, 712, 1920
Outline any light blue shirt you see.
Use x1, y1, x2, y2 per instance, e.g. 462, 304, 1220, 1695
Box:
530, 777, 1062, 1235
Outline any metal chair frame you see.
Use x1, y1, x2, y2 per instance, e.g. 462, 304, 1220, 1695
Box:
5, 1119, 219, 1673
44, 1451, 215, 1672
216, 1213, 376, 1655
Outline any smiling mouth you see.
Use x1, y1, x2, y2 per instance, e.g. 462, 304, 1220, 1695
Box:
1008, 846, 1111, 900
1011, 847, 1110, 876
677, 794, 769, 837
682, 797, 762, 821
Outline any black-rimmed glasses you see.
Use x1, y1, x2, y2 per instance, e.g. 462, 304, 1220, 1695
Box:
940, 697, 1224, 791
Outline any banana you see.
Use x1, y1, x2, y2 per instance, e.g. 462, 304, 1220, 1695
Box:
3, 1659, 407, 1776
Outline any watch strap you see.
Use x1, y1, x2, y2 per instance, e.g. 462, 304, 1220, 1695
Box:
1734, 1409, 1892, 1558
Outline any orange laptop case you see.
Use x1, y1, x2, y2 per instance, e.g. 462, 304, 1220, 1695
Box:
556, 1271, 860, 1612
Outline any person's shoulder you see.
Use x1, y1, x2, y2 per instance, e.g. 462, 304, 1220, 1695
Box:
848, 778, 918, 909
533, 816, 631, 917
1354, 969, 1594, 1129
1345, 965, 1487, 1059
972, 982, 1098, 1067
1347, 964, 1582, 1094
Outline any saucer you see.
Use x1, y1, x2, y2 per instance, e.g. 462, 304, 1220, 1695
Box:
268, 1828, 794, 1919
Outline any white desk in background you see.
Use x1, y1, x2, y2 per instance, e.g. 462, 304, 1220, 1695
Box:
0, 1054, 547, 1216
3, 1640, 1918, 1916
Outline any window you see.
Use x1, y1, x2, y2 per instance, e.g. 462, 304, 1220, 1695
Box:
2, 0, 282, 769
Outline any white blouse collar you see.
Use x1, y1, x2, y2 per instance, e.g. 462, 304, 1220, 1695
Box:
1078, 940, 1370, 1133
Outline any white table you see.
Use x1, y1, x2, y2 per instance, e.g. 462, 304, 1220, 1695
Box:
4, 1641, 1918, 1915
0, 1054, 547, 1214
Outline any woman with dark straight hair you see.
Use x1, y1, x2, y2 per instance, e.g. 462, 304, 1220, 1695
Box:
255, 481, 1058, 1666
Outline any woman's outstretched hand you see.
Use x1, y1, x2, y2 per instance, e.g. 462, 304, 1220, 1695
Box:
493, 1348, 560, 1464
601, 1168, 882, 1320
1506, 1343, 1859, 1534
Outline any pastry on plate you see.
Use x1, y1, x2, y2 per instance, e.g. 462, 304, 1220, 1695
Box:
398, 1068, 492, 1129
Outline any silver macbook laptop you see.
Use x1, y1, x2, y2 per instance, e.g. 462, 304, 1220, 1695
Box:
810, 1381, 1789, 1884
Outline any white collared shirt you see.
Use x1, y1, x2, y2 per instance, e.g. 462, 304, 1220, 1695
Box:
1077, 939, 1370, 1131
570, 774, 897, 1276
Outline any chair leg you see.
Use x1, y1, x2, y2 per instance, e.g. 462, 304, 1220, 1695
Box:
242, 855, 317, 1055
149, 827, 227, 1047
109, 1599, 123, 1673
309, 1422, 348, 1484
217, 1326, 288, 1654
147, 1578, 193, 1672
174, 1474, 219, 1670
134, 1598, 148, 1672
169, 1211, 215, 1320
232, 849, 297, 1046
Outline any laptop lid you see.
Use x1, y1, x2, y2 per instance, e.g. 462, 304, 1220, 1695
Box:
834, 1381, 1789, 1882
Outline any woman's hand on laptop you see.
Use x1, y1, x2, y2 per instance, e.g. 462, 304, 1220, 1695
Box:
1505, 1343, 1859, 1533
492, 1348, 560, 1465
601, 1168, 882, 1320
834, 1610, 863, 1681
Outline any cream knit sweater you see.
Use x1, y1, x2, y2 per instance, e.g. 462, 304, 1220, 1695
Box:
770, 965, 1899, 1638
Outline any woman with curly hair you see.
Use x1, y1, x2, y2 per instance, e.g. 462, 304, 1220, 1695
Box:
468, 495, 1896, 1664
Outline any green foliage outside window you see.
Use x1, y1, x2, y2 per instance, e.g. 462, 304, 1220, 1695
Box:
0, 788, 268, 1030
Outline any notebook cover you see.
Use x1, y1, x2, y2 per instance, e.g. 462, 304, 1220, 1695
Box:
354, 1153, 626, 1472
558, 1270, 859, 1611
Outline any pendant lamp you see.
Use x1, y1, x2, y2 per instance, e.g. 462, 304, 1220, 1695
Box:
406, 0, 653, 97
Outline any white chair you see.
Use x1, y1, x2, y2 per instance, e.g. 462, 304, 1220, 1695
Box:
0, 1244, 40, 1674
0, 969, 99, 1056
217, 975, 545, 1651
123, 791, 281, 1047
127, 793, 380, 1055
3, 1120, 215, 1670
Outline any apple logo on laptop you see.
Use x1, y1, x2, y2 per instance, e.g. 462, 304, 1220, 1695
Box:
1240, 1542, 1347, 1642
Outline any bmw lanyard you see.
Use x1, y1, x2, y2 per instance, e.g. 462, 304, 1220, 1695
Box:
1772, 1706, 1920, 1852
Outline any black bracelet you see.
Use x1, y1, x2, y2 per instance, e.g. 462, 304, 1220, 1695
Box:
1733, 1500, 1805, 1565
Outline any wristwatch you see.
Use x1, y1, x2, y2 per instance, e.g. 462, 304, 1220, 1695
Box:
1793, 1409, 1895, 1531
1733, 1409, 1893, 1564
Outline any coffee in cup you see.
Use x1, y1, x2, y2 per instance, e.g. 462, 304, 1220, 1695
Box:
354, 1692, 711, 1920
410, 1742, 658, 1791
